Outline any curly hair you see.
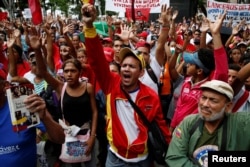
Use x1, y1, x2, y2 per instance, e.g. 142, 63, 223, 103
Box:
198, 48, 215, 76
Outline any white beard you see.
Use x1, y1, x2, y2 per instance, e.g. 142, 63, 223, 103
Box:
198, 106, 226, 122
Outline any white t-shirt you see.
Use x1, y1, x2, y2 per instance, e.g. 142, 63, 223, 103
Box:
139, 57, 162, 94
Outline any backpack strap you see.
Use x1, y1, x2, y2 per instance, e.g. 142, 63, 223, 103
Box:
60, 82, 67, 121
189, 118, 203, 136
146, 64, 158, 85
146, 64, 161, 94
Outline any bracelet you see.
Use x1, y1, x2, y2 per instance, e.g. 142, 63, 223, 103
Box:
162, 27, 170, 31
162, 24, 170, 28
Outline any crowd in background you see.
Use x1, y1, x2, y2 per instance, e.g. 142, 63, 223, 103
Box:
0, 3, 250, 167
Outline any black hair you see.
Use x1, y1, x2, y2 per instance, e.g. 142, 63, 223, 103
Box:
0, 30, 7, 41
114, 35, 122, 41
12, 44, 23, 63
197, 48, 215, 76
194, 29, 201, 34
228, 63, 241, 72
110, 61, 121, 72
242, 52, 250, 66
18, 26, 24, 34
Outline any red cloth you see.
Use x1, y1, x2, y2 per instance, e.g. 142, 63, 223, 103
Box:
28, 0, 43, 25
0, 12, 8, 21
52, 43, 61, 72
80, 64, 101, 94
176, 35, 197, 52
0, 69, 6, 79
17, 61, 31, 77
137, 31, 148, 39
103, 47, 114, 63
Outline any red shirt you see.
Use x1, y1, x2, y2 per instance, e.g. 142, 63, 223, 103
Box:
17, 61, 31, 77
171, 47, 229, 128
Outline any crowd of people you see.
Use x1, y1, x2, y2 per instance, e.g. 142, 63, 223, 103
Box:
0, 2, 250, 167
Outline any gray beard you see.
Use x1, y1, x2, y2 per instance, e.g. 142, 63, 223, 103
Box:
198, 106, 226, 122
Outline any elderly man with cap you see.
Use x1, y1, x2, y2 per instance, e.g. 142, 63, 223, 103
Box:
166, 80, 250, 167
82, 3, 171, 167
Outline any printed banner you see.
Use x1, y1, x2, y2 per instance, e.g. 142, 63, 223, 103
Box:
207, 0, 250, 23
126, 8, 150, 21
105, 0, 169, 13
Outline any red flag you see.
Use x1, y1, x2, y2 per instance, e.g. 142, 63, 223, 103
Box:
28, 0, 42, 25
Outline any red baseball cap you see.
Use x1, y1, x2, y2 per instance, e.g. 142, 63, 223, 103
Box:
137, 31, 148, 39
135, 41, 150, 51
103, 37, 112, 43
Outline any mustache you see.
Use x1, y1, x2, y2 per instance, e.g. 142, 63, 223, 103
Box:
199, 106, 211, 113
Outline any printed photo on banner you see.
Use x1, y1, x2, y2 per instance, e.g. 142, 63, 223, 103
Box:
207, 0, 250, 23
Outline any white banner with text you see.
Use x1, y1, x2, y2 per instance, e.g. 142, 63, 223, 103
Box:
207, 0, 250, 23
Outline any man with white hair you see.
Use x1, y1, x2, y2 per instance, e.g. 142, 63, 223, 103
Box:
166, 80, 250, 167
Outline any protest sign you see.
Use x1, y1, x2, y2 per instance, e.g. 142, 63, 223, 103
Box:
207, 0, 250, 23
105, 0, 169, 13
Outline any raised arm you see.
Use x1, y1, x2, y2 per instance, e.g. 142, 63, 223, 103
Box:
82, 3, 114, 94
63, 24, 77, 58
168, 44, 183, 82
7, 32, 17, 79
208, 10, 227, 50
199, 17, 209, 49
225, 24, 239, 48
44, 25, 55, 72
208, 10, 228, 82
155, 4, 172, 66
29, 27, 63, 98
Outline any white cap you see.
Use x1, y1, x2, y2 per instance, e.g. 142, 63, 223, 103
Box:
200, 80, 234, 101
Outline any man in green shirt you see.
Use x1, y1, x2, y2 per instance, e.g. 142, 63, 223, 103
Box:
166, 80, 250, 167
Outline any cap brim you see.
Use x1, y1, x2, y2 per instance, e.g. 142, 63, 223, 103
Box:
119, 47, 137, 63
183, 52, 197, 64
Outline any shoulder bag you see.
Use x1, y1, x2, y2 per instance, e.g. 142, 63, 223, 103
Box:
59, 83, 91, 163
121, 86, 168, 165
